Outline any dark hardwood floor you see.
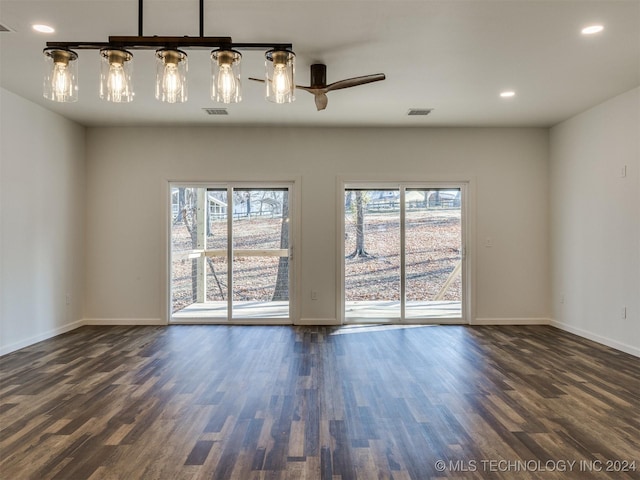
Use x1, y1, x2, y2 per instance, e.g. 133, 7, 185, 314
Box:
1, 325, 638, 479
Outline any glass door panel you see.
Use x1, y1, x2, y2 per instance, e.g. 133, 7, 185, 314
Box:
171, 187, 228, 320
405, 188, 462, 319
171, 184, 292, 323
171, 186, 200, 316
344, 189, 401, 320
231, 188, 290, 319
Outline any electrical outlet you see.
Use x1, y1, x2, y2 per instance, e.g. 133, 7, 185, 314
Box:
66, 294, 71, 305
311, 290, 318, 301
485, 237, 493, 248
560, 294, 565, 304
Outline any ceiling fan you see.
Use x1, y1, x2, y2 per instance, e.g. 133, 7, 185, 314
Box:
249, 64, 385, 111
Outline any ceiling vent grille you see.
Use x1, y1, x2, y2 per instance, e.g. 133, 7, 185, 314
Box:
203, 108, 229, 116
0, 24, 13, 32
407, 108, 434, 116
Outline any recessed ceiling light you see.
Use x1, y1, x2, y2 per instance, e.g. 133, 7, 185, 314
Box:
32, 24, 55, 33
581, 25, 604, 35
500, 91, 516, 98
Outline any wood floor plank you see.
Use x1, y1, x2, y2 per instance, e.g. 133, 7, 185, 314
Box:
0, 325, 638, 479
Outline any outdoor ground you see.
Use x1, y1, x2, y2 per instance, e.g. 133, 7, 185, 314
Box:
171, 208, 461, 313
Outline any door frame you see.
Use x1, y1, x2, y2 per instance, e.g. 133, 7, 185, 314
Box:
165, 179, 300, 325
337, 177, 474, 325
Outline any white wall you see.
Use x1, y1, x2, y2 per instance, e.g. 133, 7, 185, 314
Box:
550, 87, 640, 356
0, 87, 86, 354
85, 127, 550, 325
4, 84, 637, 355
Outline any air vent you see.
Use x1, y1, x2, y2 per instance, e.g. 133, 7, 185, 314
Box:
407, 108, 434, 116
0, 24, 13, 32
203, 108, 228, 116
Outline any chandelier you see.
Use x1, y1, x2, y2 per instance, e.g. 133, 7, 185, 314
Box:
42, 0, 295, 105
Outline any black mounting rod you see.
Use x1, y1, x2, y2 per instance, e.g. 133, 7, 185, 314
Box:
138, 0, 143, 36
199, 0, 204, 37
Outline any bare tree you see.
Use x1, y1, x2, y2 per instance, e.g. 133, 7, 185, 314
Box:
179, 188, 200, 302
173, 188, 186, 223
346, 190, 372, 258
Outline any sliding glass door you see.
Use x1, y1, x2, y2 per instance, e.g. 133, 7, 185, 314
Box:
343, 184, 465, 323
170, 183, 293, 323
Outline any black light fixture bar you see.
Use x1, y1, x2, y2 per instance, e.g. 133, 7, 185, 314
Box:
46, 38, 292, 52
45, 42, 111, 50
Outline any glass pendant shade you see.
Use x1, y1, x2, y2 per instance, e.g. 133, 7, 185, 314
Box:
211, 49, 241, 104
43, 48, 78, 102
100, 49, 134, 103
155, 49, 188, 103
265, 49, 295, 104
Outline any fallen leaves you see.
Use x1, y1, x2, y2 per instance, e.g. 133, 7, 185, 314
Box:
171, 208, 462, 313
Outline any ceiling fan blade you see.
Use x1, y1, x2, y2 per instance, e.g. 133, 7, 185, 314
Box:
315, 93, 328, 111
248, 77, 266, 83
296, 85, 327, 94
325, 73, 386, 92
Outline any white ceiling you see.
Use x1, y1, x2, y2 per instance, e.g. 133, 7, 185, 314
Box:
1, 0, 638, 128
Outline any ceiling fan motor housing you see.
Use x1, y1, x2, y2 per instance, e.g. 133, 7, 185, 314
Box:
310, 64, 327, 88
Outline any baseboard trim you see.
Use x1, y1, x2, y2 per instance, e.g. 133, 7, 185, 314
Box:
472, 317, 551, 325
84, 318, 167, 326
551, 319, 639, 357
0, 319, 84, 356
295, 318, 341, 326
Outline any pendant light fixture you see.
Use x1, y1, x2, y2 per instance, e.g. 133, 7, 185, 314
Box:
265, 49, 295, 104
41, 0, 294, 106
155, 49, 188, 103
211, 49, 241, 104
100, 48, 134, 103
43, 48, 78, 102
